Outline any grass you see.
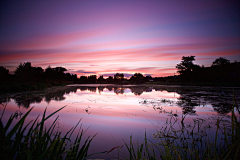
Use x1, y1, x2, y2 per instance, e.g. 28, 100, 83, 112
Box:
0, 105, 106, 160
122, 93, 240, 160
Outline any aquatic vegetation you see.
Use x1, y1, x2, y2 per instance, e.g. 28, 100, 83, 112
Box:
123, 93, 240, 160
0, 105, 105, 160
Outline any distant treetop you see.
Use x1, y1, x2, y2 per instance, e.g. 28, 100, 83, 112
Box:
212, 57, 230, 67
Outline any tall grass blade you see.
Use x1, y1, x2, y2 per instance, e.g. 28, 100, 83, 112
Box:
33, 105, 66, 131
6, 107, 33, 140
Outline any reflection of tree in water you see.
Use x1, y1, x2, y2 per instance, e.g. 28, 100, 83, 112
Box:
80, 86, 88, 91
88, 87, 96, 92
175, 89, 237, 114
114, 87, 125, 95
4, 85, 239, 114
106, 86, 113, 91
15, 96, 43, 108
45, 93, 66, 103
98, 86, 105, 93
177, 96, 197, 115
212, 102, 232, 114
44, 87, 78, 103
129, 86, 150, 96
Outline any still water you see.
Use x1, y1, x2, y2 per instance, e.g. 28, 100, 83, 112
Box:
1, 84, 239, 159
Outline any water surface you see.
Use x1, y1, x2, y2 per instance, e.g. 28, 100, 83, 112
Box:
1, 84, 239, 159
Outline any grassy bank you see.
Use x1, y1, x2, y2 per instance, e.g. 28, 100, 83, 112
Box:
0, 105, 106, 160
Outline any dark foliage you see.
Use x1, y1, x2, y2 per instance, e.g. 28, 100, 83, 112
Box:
1, 57, 239, 93
87, 75, 97, 83
174, 57, 240, 85
129, 73, 147, 84
0, 66, 9, 78
114, 73, 124, 82
176, 56, 200, 75
0, 63, 77, 93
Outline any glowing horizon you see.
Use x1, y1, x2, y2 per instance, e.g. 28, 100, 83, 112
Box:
0, 0, 239, 78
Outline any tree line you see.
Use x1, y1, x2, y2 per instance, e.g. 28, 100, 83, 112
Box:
0, 62, 78, 92
0, 62, 153, 92
0, 62, 153, 84
0, 56, 239, 92
1, 62, 77, 82
78, 72, 152, 84
174, 56, 240, 84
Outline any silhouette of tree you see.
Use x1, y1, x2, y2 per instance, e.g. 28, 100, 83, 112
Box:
44, 66, 55, 79
44, 66, 67, 80
212, 57, 230, 67
0, 66, 9, 78
88, 75, 97, 83
53, 67, 67, 73
107, 76, 113, 80
176, 56, 199, 75
114, 73, 124, 82
14, 62, 43, 80
146, 75, 153, 81
129, 73, 146, 83
97, 75, 105, 83
71, 74, 77, 80
53, 67, 67, 79
14, 62, 32, 76
106, 76, 113, 83
79, 76, 87, 82
65, 73, 77, 81
45, 65, 53, 72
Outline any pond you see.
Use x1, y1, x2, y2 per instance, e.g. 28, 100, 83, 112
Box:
1, 84, 240, 159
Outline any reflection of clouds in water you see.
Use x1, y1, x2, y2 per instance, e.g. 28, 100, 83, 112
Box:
2, 85, 238, 159
99, 106, 113, 109
2, 85, 239, 115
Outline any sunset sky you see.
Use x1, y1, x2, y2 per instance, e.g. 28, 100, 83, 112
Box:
0, 0, 240, 78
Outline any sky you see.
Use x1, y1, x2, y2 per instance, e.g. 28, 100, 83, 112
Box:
0, 0, 240, 78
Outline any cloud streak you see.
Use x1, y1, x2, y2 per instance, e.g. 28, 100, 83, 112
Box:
0, 1, 239, 77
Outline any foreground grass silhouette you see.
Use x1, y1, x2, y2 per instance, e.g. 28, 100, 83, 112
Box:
0, 106, 106, 160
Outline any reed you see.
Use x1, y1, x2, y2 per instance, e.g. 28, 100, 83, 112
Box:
123, 93, 240, 160
0, 106, 105, 160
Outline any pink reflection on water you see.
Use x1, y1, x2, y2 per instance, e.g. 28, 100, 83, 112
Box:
1, 86, 230, 159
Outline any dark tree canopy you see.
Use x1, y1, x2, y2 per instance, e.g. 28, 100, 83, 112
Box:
97, 75, 104, 81
129, 73, 146, 83
14, 62, 44, 79
53, 67, 67, 73
176, 56, 199, 75
133, 73, 144, 79
114, 73, 124, 81
212, 57, 230, 67
14, 62, 32, 75
88, 75, 97, 82
107, 76, 113, 80
80, 76, 88, 81
0, 66, 9, 78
